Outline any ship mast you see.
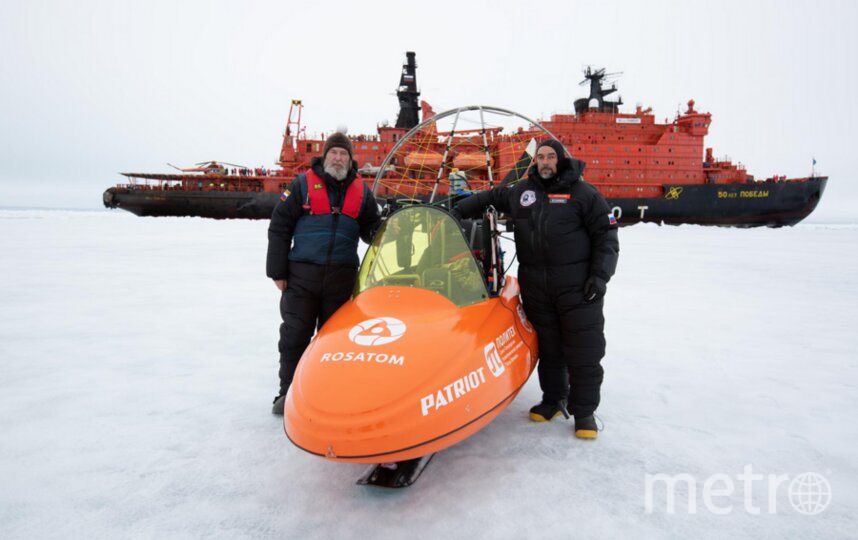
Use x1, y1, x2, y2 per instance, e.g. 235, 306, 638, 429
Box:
395, 52, 420, 129
279, 99, 304, 166
574, 67, 623, 114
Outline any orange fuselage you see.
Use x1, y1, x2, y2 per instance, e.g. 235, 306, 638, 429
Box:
284, 279, 537, 463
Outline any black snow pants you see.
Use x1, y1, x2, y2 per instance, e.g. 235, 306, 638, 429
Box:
278, 261, 357, 395
518, 264, 606, 418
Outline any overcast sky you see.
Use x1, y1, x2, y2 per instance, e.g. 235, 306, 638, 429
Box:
1, 0, 855, 221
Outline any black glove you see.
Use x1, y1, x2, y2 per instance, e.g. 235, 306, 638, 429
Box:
583, 276, 607, 303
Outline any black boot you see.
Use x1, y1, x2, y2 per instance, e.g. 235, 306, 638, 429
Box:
528, 399, 570, 422
574, 414, 598, 439
271, 394, 286, 415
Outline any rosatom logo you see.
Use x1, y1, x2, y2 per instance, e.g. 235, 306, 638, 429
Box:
348, 317, 407, 346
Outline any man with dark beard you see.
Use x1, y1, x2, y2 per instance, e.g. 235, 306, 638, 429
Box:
454, 139, 619, 439
267, 132, 380, 415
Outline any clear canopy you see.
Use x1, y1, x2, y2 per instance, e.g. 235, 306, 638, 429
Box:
355, 206, 489, 307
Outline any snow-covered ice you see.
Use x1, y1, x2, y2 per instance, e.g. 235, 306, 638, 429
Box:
1, 209, 856, 539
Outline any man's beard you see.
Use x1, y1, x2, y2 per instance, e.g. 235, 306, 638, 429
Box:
324, 162, 348, 181
539, 167, 556, 180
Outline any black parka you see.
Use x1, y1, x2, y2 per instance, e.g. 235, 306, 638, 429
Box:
457, 150, 619, 414
457, 156, 619, 287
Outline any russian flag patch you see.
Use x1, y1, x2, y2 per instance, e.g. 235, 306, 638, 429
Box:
608, 213, 617, 225
280, 190, 291, 202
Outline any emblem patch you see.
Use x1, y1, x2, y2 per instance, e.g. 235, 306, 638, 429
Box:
348, 317, 407, 346
520, 190, 536, 207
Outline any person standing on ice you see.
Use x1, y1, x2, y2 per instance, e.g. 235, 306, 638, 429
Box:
453, 139, 619, 439
266, 132, 380, 415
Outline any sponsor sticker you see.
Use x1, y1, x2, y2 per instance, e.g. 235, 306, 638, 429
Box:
348, 317, 407, 346
484, 343, 505, 377
319, 351, 404, 366
420, 367, 487, 416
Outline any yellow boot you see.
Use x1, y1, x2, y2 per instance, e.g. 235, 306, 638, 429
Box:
574, 414, 598, 439
528, 399, 570, 422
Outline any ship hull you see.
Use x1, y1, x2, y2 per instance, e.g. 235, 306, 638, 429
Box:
104, 176, 826, 227
103, 187, 280, 220
607, 177, 827, 227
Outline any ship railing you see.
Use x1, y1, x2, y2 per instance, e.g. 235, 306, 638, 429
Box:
116, 177, 267, 192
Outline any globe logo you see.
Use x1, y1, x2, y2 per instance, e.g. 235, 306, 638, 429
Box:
788, 472, 832, 515
348, 317, 407, 346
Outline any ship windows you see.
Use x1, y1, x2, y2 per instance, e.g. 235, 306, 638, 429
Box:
373, 145, 379, 150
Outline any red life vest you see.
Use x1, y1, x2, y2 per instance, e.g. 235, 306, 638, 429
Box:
304, 169, 364, 219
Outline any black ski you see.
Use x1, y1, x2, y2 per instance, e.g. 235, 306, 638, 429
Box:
356, 454, 435, 488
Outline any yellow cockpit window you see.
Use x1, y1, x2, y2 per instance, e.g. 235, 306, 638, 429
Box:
355, 206, 488, 307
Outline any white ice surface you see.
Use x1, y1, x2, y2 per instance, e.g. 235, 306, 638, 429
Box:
1, 210, 856, 539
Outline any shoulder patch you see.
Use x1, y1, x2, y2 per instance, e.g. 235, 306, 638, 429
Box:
608, 213, 618, 225
280, 189, 291, 202
520, 190, 537, 207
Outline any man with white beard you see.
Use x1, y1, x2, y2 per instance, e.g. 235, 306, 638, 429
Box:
266, 132, 380, 415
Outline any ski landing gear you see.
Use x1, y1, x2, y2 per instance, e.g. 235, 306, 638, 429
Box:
356, 454, 435, 488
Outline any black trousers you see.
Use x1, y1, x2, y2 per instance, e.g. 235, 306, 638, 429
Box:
519, 265, 606, 418
277, 261, 357, 395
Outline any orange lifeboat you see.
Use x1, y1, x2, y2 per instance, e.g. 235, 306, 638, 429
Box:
453, 152, 493, 170
284, 205, 538, 463
403, 151, 444, 171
